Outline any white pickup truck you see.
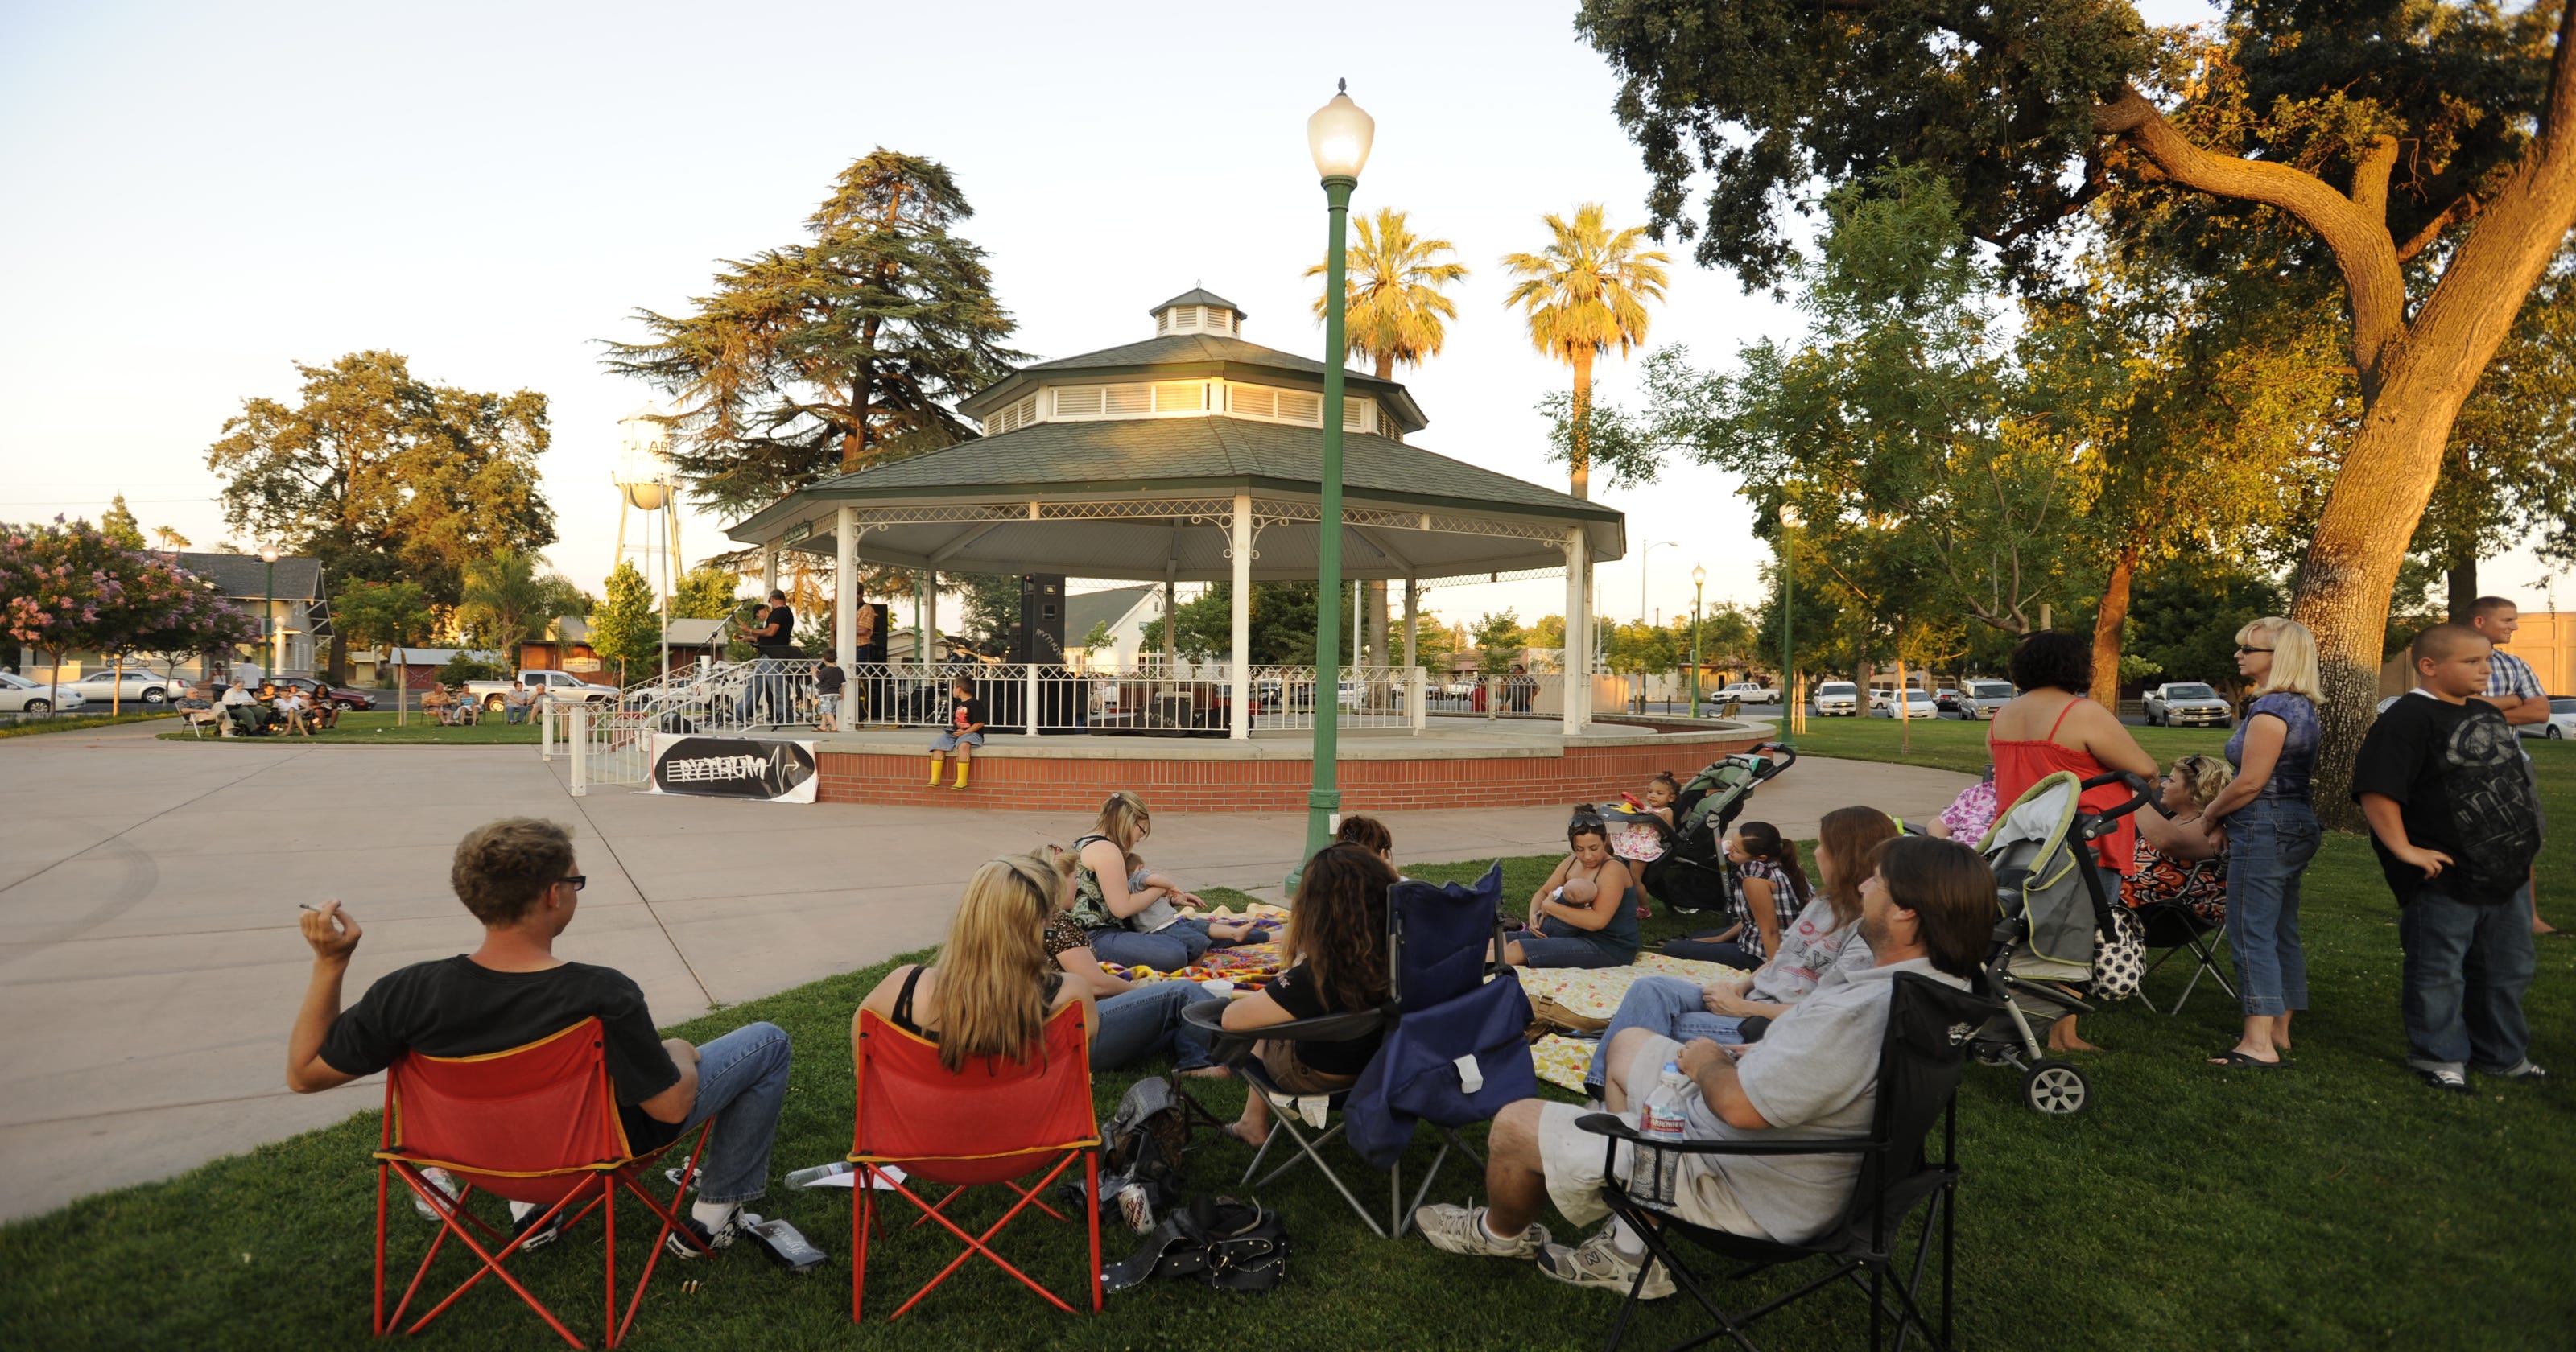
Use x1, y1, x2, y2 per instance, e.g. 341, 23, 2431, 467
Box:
1713, 681, 1779, 703
2143, 682, 2234, 728
463, 668, 621, 713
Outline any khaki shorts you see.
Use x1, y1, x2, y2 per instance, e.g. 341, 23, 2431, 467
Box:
1255, 1039, 1359, 1095
1534, 1033, 1761, 1235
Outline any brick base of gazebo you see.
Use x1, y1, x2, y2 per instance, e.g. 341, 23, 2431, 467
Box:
808, 721, 1766, 812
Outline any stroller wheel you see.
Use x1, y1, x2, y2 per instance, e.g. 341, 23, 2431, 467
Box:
2023, 1060, 2090, 1115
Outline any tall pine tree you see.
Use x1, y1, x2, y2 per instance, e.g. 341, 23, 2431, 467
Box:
604, 150, 1024, 515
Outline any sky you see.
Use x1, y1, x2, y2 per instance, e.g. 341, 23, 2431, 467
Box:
2, 0, 2557, 637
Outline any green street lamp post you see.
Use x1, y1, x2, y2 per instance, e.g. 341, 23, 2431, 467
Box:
1303, 80, 1374, 862
1689, 563, 1706, 719
1777, 506, 1799, 747
259, 546, 279, 681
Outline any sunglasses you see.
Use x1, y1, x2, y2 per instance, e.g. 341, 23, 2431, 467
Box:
2234, 645, 2273, 655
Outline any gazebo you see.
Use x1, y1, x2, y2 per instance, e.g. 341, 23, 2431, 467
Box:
724, 288, 1627, 736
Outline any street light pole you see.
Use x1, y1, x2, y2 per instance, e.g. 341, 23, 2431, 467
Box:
259, 546, 280, 682
1777, 507, 1799, 746
1690, 563, 1706, 719
1304, 80, 1373, 862
1639, 540, 1674, 712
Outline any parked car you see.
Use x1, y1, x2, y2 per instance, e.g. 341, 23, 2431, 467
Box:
64, 670, 184, 704
1443, 679, 1476, 697
1813, 681, 1861, 716
1870, 689, 1940, 719
263, 674, 378, 711
2519, 695, 2576, 740
1714, 681, 1779, 703
0, 672, 85, 713
1934, 687, 1963, 712
465, 668, 621, 712
1962, 679, 2017, 720
2142, 681, 2233, 728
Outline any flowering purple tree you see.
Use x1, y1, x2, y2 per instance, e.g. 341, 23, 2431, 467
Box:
0, 518, 254, 713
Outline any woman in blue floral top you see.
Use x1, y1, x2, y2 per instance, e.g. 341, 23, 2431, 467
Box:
2196, 616, 2322, 1069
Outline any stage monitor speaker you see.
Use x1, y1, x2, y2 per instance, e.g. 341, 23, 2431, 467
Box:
1010, 574, 1066, 666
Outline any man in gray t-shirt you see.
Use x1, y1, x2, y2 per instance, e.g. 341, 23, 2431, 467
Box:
1415, 836, 1994, 1300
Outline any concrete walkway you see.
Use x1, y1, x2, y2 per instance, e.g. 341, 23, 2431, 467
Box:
0, 722, 1968, 1221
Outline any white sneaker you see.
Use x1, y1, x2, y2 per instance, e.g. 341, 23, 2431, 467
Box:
1538, 1227, 1678, 1300
1413, 1203, 1551, 1259
411, 1167, 462, 1222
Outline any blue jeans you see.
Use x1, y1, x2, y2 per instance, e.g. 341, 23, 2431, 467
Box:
2223, 798, 2319, 1017
1087, 925, 1212, 972
504, 705, 528, 724
1089, 982, 1216, 1073
1515, 914, 1633, 969
675, 1021, 792, 1206
2400, 887, 2537, 1076
737, 657, 791, 723
1579, 977, 1745, 1094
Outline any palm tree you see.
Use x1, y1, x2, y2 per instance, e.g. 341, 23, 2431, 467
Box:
1501, 204, 1671, 500
1307, 208, 1471, 381
1308, 208, 1470, 666
457, 548, 585, 671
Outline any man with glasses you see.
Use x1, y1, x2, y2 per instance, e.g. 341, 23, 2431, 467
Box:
282, 818, 793, 1258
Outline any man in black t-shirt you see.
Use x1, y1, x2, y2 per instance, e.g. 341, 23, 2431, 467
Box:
926, 676, 988, 790
2352, 624, 2545, 1094
287, 818, 794, 1258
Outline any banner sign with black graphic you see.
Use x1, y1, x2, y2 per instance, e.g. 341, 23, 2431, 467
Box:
646, 735, 819, 802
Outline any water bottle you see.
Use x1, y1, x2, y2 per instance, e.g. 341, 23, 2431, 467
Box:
1634, 1063, 1693, 1210
785, 1160, 857, 1189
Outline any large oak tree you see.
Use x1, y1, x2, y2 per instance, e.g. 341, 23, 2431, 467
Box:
1579, 0, 2576, 818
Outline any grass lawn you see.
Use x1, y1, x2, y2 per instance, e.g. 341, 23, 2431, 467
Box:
0, 711, 176, 739
4, 748, 2569, 1350
155, 710, 540, 746
1769, 712, 2237, 777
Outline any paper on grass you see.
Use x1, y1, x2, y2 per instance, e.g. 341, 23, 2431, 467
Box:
806, 1165, 906, 1190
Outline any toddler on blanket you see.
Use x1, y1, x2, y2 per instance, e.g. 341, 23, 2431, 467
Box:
1123, 853, 1261, 943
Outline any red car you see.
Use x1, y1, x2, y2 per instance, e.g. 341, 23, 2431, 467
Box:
264, 675, 378, 711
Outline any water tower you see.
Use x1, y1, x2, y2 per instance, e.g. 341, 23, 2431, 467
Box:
611, 402, 683, 682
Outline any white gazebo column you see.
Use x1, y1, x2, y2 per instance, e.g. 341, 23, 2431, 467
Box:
1563, 528, 1587, 735
762, 546, 779, 596
833, 505, 857, 670
1402, 575, 1418, 672
1230, 494, 1253, 740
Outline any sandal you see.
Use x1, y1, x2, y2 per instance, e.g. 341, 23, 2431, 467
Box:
2208, 1049, 2287, 1069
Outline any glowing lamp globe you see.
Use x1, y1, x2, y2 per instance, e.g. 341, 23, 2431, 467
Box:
1307, 80, 1374, 181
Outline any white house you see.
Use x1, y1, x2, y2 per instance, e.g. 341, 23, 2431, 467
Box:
1064, 585, 1160, 670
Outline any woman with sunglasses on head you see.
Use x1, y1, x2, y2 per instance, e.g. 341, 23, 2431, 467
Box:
2194, 617, 2323, 1070
1028, 844, 1229, 1078
1987, 630, 2161, 1053
1499, 810, 1641, 969
855, 855, 1097, 1073
2124, 756, 2235, 921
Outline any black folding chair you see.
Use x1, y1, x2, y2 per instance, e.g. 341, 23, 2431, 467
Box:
1183, 868, 1510, 1239
2131, 901, 2235, 1015
1576, 973, 2000, 1352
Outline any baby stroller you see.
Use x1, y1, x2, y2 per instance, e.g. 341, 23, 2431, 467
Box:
1968, 769, 2153, 1115
1637, 742, 1798, 915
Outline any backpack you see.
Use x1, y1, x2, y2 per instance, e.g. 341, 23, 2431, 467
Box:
1064, 1076, 1191, 1230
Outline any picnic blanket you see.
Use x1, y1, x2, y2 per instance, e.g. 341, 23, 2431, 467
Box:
1515, 954, 1745, 1028
1531, 1034, 1600, 1094
1100, 906, 1291, 994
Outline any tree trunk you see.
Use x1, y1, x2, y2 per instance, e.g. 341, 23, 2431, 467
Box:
1570, 345, 1595, 501
2292, 343, 2503, 829
2090, 542, 2140, 707
2446, 551, 2480, 623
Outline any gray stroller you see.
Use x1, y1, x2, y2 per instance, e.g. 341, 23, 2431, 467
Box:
1969, 769, 2153, 1115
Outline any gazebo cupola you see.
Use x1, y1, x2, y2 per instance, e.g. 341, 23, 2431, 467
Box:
1150, 287, 1245, 336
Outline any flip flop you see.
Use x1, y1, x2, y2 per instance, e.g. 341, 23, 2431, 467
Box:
2208, 1049, 2288, 1070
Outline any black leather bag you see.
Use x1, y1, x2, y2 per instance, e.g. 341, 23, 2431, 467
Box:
1100, 1195, 1290, 1294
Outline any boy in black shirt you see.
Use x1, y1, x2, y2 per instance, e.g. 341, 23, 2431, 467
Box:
286, 818, 794, 1256
927, 676, 987, 789
2351, 624, 2546, 1094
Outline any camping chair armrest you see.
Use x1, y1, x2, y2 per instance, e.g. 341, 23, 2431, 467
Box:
1182, 1002, 1387, 1046
1575, 1113, 1881, 1159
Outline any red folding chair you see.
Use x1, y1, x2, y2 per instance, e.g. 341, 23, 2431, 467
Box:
848, 1003, 1102, 1321
373, 1019, 713, 1350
